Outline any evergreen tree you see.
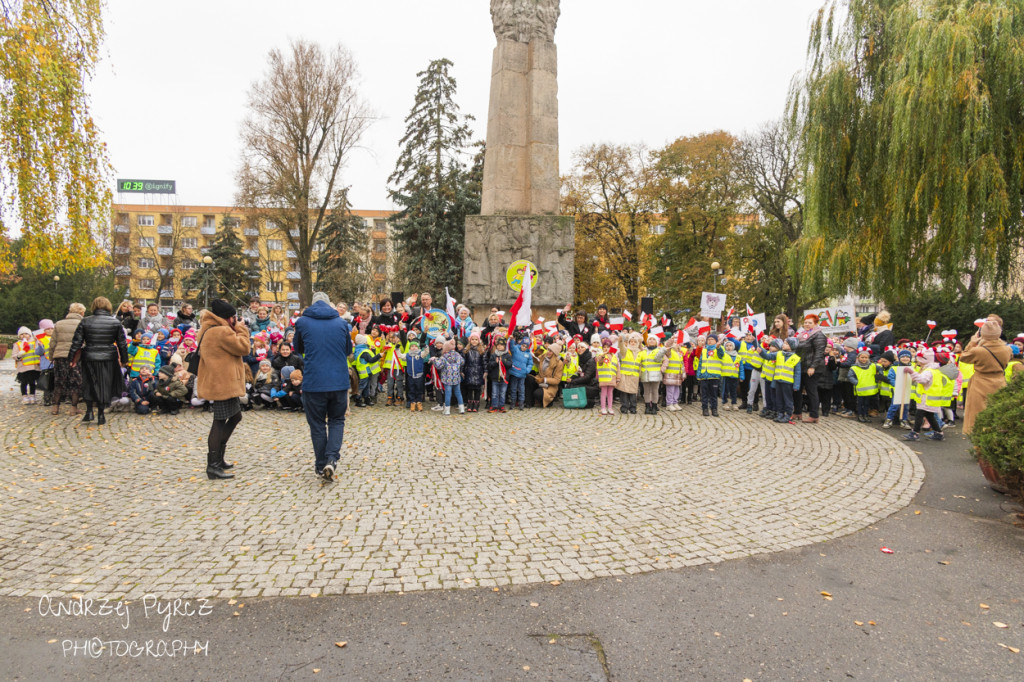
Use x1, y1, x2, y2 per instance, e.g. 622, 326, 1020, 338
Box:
388, 59, 480, 298
316, 190, 372, 305
181, 218, 259, 307
798, 0, 1024, 304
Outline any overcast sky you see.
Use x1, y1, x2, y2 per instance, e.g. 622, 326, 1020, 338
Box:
92, 0, 825, 211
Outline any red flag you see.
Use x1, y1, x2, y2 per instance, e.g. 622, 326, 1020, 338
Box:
623, 310, 633, 321
746, 303, 754, 317
608, 316, 625, 331
726, 306, 736, 320
650, 325, 665, 339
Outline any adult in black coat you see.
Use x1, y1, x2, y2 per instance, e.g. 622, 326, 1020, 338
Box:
69, 297, 129, 425
792, 313, 828, 421
591, 304, 612, 335
371, 298, 402, 331
173, 303, 197, 329
557, 305, 596, 341
566, 341, 600, 408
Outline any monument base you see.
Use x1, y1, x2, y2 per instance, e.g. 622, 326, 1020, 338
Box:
463, 214, 575, 323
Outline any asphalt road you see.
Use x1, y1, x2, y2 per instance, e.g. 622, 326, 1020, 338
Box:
2, 421, 1022, 681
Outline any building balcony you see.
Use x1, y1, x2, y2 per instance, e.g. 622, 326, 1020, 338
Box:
157, 225, 174, 234
114, 225, 130, 233
200, 226, 216, 235
286, 250, 296, 258
157, 247, 174, 256
114, 246, 130, 255
159, 268, 173, 276
159, 290, 174, 298
243, 249, 259, 257
371, 230, 387, 240
286, 271, 301, 280
200, 247, 210, 254
286, 292, 299, 301
243, 228, 259, 236
371, 252, 387, 262
289, 229, 299, 238
114, 266, 131, 276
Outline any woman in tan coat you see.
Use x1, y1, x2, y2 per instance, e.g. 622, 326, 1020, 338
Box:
48, 303, 85, 415
197, 299, 251, 480
960, 319, 1012, 435
532, 341, 565, 407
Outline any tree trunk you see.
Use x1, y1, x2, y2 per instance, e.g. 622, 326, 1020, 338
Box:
299, 257, 313, 309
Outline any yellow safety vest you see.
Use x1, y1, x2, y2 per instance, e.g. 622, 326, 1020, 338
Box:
941, 370, 957, 406
382, 343, 407, 370
639, 348, 662, 375
850, 363, 879, 396
619, 349, 641, 377
597, 355, 619, 385
38, 335, 51, 360
959, 361, 974, 388
697, 348, 722, 378
561, 353, 580, 382
133, 346, 158, 373
1005, 361, 1021, 382
354, 348, 373, 380
18, 340, 40, 367
761, 350, 776, 382
773, 352, 801, 385
740, 341, 763, 370
720, 352, 740, 378
879, 366, 894, 399
663, 349, 684, 376
922, 369, 950, 408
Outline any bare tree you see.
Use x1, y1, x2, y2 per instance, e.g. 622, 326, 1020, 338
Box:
236, 39, 374, 307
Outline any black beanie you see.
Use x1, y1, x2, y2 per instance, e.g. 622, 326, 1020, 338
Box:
211, 299, 236, 320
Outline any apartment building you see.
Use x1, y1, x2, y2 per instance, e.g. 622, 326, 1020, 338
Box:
111, 205, 396, 311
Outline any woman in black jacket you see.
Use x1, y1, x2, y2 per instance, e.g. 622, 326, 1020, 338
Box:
566, 341, 600, 408
371, 298, 402, 331
69, 297, 129, 425
271, 341, 304, 372
792, 313, 828, 422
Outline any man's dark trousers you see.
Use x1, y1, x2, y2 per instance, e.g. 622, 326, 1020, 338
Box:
303, 390, 348, 473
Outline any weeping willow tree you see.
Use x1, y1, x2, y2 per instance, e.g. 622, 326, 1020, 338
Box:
798, 0, 1024, 304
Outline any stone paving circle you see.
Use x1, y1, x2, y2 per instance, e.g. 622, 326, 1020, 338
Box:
0, 395, 923, 600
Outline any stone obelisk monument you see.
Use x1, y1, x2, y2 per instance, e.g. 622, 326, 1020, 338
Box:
463, 0, 575, 319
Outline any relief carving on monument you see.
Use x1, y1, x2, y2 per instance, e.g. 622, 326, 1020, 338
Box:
490, 0, 560, 43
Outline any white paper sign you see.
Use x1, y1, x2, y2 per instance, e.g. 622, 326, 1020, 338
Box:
802, 307, 857, 334
740, 313, 767, 335
832, 306, 857, 333
892, 367, 913, 406
700, 292, 727, 319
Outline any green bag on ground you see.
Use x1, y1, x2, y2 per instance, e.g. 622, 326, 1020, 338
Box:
562, 386, 587, 409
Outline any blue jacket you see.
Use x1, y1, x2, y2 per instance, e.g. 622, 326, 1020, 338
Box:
509, 343, 534, 378
293, 301, 353, 392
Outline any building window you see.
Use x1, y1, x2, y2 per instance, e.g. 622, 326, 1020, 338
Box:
117, 213, 129, 224
181, 238, 198, 249
139, 236, 155, 248
267, 281, 283, 293
374, 219, 387, 230
180, 259, 199, 270
246, 237, 257, 249
138, 257, 156, 269
374, 240, 387, 253
181, 216, 197, 228
266, 220, 278, 230
268, 260, 283, 272
267, 239, 283, 251
202, 216, 216, 228
289, 282, 300, 292
375, 264, 387, 275
288, 260, 298, 271
137, 215, 154, 226
650, 224, 666, 235
159, 236, 172, 247
139, 278, 155, 290
224, 217, 240, 228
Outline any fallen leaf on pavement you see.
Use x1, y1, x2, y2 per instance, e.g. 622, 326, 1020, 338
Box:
993, 622, 1009, 628
820, 591, 832, 597
854, 621, 864, 626
335, 642, 347, 648
980, 603, 990, 609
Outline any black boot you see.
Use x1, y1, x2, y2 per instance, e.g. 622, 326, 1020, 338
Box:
206, 451, 234, 480
81, 401, 94, 423
96, 407, 106, 426
652, 403, 659, 414
702, 407, 710, 416
712, 408, 719, 417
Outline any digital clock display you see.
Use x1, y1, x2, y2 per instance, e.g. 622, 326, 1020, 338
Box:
117, 179, 176, 194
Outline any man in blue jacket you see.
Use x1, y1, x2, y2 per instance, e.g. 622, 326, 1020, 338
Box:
293, 292, 353, 482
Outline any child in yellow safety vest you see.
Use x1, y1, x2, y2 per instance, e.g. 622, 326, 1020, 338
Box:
616, 332, 643, 414
128, 331, 162, 379
847, 347, 880, 423
380, 331, 407, 406
770, 338, 802, 424
638, 335, 668, 415
695, 333, 726, 417
14, 326, 41, 404
661, 338, 686, 411
597, 340, 620, 415
720, 339, 743, 411
883, 349, 915, 429
900, 348, 946, 442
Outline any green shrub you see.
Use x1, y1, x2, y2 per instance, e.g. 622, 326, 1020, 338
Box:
971, 372, 1024, 499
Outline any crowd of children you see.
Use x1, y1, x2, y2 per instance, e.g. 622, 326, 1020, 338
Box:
15, 298, 1024, 450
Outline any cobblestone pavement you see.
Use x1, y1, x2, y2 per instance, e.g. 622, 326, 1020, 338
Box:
0, 371, 923, 601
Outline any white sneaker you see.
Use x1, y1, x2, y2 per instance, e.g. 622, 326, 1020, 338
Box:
443, 406, 451, 415
600, 408, 607, 415
458, 404, 465, 414
22, 396, 30, 404
431, 404, 444, 411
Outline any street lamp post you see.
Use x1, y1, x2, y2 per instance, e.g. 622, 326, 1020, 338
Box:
202, 256, 213, 309
710, 261, 723, 294
53, 274, 60, 292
